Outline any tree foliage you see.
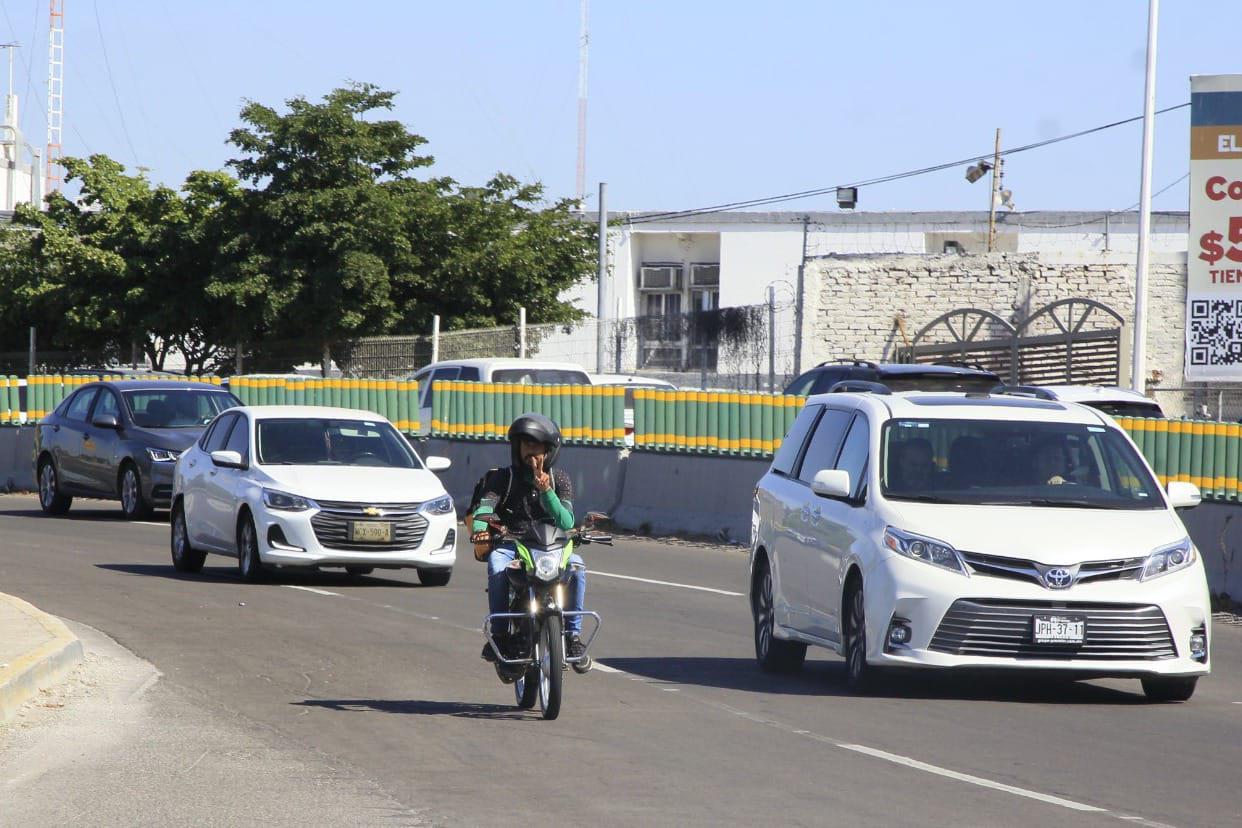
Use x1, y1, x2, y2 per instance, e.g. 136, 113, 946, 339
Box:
0, 82, 594, 373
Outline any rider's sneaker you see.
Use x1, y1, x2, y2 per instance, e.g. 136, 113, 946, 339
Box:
481, 641, 499, 662
567, 634, 592, 674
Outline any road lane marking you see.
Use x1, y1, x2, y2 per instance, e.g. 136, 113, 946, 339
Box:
135, 521, 168, 527
591, 662, 622, 674
836, 743, 1107, 813
590, 570, 743, 596
282, 585, 340, 597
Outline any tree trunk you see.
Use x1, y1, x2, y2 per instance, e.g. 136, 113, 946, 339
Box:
322, 341, 331, 378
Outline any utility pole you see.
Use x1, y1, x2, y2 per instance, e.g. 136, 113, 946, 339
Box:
431, 314, 440, 364
1131, 0, 1159, 393
793, 215, 809, 375
575, 0, 589, 206
596, 181, 608, 373
987, 128, 1002, 252
767, 285, 776, 392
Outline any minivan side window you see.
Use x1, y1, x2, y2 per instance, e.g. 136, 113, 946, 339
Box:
784, 372, 817, 396
458, 367, 480, 381
771, 404, 822, 476
796, 408, 853, 483
420, 367, 461, 408
834, 415, 871, 499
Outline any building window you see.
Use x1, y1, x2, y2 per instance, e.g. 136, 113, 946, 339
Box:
637, 261, 721, 371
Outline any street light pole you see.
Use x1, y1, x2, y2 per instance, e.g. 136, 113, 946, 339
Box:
1131, 0, 1159, 393
987, 128, 1002, 252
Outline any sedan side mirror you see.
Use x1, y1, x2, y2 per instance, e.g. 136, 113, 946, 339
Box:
210, 450, 246, 470
811, 468, 851, 499
1166, 481, 1202, 509
425, 456, 451, 472
92, 414, 120, 430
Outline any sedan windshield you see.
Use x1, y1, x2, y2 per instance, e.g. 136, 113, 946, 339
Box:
492, 369, 590, 384
882, 418, 1164, 509
123, 390, 238, 428
257, 418, 420, 468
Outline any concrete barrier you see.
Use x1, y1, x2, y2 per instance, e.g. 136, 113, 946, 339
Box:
0, 427, 35, 492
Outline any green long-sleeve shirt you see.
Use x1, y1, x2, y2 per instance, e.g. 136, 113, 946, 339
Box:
471, 467, 574, 532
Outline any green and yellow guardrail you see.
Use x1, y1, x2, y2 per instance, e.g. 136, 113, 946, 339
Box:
1116, 416, 1242, 502
631, 388, 803, 456
431, 380, 625, 445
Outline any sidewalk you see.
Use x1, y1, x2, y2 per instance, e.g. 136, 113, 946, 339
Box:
0, 592, 83, 722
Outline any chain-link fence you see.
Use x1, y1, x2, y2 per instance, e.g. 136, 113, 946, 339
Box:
338, 300, 798, 391
1150, 387, 1242, 422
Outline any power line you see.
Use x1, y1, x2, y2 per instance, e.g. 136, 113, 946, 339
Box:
625, 102, 1192, 225
93, 0, 139, 166
1018, 173, 1190, 229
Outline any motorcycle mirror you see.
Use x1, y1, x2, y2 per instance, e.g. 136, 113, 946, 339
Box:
584, 511, 610, 526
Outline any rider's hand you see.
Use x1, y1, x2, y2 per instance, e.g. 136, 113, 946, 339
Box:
470, 531, 490, 543
531, 455, 552, 493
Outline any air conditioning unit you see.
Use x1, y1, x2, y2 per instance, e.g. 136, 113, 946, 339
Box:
689, 263, 720, 287
640, 265, 682, 290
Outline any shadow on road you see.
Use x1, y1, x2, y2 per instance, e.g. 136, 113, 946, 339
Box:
2, 507, 168, 522
94, 563, 423, 588
293, 698, 530, 720
599, 656, 1148, 704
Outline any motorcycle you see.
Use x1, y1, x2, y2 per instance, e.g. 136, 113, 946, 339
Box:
480, 512, 612, 720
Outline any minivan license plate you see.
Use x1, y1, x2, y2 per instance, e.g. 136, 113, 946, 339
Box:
349, 521, 392, 543
1033, 614, 1085, 644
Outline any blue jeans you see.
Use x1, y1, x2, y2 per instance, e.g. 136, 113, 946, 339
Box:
488, 544, 586, 634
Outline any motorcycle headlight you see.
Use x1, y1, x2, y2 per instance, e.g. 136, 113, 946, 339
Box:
534, 552, 560, 582
1139, 538, 1195, 581
418, 495, 454, 516
262, 488, 316, 512
146, 447, 181, 463
883, 527, 967, 576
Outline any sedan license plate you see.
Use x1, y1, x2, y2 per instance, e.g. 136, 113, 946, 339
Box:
348, 520, 393, 543
1032, 614, 1086, 645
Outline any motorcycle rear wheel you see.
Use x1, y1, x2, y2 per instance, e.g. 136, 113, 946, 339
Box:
515, 665, 539, 709
538, 616, 564, 720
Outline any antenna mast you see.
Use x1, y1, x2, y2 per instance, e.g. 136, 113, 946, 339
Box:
46, 0, 64, 193
575, 0, 588, 206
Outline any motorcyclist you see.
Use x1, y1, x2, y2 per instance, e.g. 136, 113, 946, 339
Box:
469, 413, 589, 669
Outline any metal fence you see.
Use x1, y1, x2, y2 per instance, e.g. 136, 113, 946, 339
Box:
1150, 387, 1242, 422
340, 300, 798, 391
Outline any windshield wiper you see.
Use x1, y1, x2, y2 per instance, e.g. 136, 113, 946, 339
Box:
1015, 498, 1119, 509
885, 493, 962, 504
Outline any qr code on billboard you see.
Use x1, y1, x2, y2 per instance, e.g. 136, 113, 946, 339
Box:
1189, 299, 1242, 365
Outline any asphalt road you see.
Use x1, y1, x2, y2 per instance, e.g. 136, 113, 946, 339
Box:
1, 493, 1240, 827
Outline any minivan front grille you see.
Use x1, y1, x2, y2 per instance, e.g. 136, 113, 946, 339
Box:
929, 599, 1176, 660
310, 500, 428, 551
960, 551, 1145, 587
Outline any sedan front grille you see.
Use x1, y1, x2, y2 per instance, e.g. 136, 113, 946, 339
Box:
929, 599, 1176, 660
310, 500, 429, 551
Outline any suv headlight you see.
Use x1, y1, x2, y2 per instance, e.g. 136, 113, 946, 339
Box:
883, 527, 968, 576
146, 447, 181, 463
1139, 538, 1195, 581
419, 495, 454, 516
262, 488, 316, 512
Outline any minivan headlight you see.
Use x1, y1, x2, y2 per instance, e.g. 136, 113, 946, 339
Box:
1139, 538, 1195, 581
262, 488, 316, 512
883, 527, 968, 576
419, 495, 454, 516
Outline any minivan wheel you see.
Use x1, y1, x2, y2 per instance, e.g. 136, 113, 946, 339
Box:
119, 464, 154, 520
1141, 676, 1197, 702
237, 516, 265, 582
753, 561, 806, 673
844, 580, 874, 693
38, 458, 72, 515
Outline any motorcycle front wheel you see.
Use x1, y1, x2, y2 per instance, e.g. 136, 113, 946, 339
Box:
538, 615, 564, 720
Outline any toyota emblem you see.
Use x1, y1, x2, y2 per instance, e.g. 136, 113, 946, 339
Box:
1044, 567, 1073, 589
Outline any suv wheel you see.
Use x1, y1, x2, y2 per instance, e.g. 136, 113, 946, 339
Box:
38, 458, 73, 515
119, 464, 154, 520
753, 560, 806, 672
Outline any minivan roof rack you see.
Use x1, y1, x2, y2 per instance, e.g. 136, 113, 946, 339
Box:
828, 380, 891, 395
991, 384, 1058, 401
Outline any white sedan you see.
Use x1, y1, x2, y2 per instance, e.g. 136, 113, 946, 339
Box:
170, 406, 457, 585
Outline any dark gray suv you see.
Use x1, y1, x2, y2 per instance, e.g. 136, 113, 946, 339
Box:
34, 381, 242, 519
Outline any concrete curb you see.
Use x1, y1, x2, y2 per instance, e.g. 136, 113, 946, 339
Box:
0, 593, 84, 723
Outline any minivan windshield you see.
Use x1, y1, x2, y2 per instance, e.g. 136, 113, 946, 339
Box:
122, 389, 239, 428
257, 418, 420, 468
882, 418, 1163, 509
492, 369, 590, 384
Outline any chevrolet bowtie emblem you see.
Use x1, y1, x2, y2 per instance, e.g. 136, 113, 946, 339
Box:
363, 507, 384, 517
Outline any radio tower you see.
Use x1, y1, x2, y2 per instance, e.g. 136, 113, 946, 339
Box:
575, 0, 588, 206
46, 0, 64, 193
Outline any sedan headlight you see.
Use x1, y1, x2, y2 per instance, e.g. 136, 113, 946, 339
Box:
883, 527, 967, 576
419, 495, 454, 516
262, 488, 316, 512
533, 551, 560, 582
1139, 538, 1195, 581
146, 447, 181, 463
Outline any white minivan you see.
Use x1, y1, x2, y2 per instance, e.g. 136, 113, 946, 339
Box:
407, 359, 591, 434
750, 389, 1211, 701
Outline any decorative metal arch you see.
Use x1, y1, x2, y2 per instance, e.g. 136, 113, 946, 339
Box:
902, 308, 1017, 379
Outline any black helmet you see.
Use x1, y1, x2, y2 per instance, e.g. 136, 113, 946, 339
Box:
508, 413, 562, 470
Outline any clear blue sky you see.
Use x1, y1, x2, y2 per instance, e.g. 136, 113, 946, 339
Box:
1, 1, 1237, 214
